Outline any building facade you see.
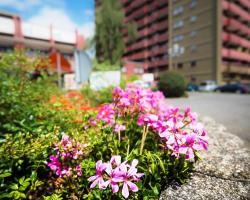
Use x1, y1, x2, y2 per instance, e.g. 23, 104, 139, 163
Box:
0, 11, 85, 73
121, 0, 250, 84
122, 0, 168, 78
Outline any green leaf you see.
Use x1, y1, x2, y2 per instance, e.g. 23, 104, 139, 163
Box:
0, 172, 11, 178
10, 183, 19, 190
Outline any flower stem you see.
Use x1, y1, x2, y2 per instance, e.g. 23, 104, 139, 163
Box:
140, 125, 148, 155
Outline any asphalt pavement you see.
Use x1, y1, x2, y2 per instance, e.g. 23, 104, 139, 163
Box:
166, 92, 250, 146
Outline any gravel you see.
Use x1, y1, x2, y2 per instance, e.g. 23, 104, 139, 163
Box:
160, 117, 250, 200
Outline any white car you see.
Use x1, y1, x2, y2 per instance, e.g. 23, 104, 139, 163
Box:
199, 80, 217, 91
132, 80, 151, 88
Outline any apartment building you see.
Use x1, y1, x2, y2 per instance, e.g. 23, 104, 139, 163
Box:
95, 0, 250, 83
169, 0, 250, 84
122, 0, 169, 78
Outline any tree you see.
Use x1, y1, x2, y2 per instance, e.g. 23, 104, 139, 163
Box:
95, 0, 137, 65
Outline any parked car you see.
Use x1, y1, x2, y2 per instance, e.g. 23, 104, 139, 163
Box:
243, 84, 250, 93
132, 80, 151, 88
199, 80, 217, 92
215, 83, 249, 94
187, 83, 199, 92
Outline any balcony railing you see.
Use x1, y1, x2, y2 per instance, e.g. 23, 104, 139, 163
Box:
222, 32, 250, 49
222, 48, 250, 62
238, 0, 250, 10
222, 16, 250, 35
148, 59, 168, 68
151, 46, 167, 56
222, 0, 250, 22
135, 6, 168, 28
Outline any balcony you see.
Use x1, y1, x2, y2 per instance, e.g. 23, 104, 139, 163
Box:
222, 48, 250, 62
125, 39, 147, 52
136, 6, 168, 28
129, 50, 149, 60
222, 32, 250, 49
127, 5, 149, 21
148, 59, 168, 68
151, 46, 167, 56
222, 16, 250, 36
121, 0, 131, 5
222, 0, 250, 22
238, 0, 250, 10
130, 0, 148, 10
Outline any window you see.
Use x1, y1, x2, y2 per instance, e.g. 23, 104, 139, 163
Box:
190, 31, 197, 37
174, 20, 184, 29
177, 63, 183, 69
190, 45, 197, 52
190, 0, 197, 8
173, 6, 184, 16
190, 15, 197, 22
190, 61, 197, 67
173, 35, 184, 42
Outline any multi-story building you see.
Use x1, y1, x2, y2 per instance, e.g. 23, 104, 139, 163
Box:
120, 0, 250, 84
169, 0, 250, 84
0, 11, 85, 73
122, 0, 168, 78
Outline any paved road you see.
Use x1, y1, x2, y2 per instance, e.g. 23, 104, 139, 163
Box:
166, 92, 250, 145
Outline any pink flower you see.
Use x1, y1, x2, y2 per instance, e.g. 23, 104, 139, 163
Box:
47, 134, 85, 177
96, 104, 115, 125
75, 165, 82, 176
88, 160, 107, 189
119, 159, 143, 199
114, 124, 126, 133
47, 155, 61, 171
88, 156, 144, 199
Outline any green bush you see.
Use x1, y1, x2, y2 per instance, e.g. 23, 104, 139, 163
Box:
81, 84, 113, 106
0, 51, 86, 135
158, 71, 186, 97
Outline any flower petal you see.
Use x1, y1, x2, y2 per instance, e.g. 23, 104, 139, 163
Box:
127, 181, 138, 192
111, 183, 119, 193
122, 182, 129, 199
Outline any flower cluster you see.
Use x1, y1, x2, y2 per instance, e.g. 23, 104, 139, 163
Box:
88, 156, 144, 199
137, 107, 208, 160
47, 134, 86, 177
93, 85, 208, 161
93, 85, 168, 132
112, 84, 166, 115
49, 91, 97, 123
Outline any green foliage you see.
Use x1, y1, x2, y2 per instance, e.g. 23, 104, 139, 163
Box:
158, 71, 187, 97
95, 0, 137, 65
81, 84, 114, 106
43, 194, 63, 200
0, 51, 81, 135
0, 52, 197, 199
92, 59, 120, 71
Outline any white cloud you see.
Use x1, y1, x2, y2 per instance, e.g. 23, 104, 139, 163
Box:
84, 9, 93, 16
80, 22, 95, 39
0, 0, 41, 11
27, 6, 95, 39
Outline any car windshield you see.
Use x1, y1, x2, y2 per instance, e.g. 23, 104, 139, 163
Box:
200, 82, 207, 86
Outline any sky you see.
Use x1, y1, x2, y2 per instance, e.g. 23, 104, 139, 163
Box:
0, 0, 95, 39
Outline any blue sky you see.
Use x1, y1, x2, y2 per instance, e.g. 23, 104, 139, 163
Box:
0, 0, 95, 38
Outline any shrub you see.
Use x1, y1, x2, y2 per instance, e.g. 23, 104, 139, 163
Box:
81, 84, 114, 106
158, 71, 187, 97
